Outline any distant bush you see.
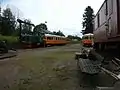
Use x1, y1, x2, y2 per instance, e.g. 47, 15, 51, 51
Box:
0, 35, 19, 44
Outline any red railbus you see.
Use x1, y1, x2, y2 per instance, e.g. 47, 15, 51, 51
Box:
82, 33, 94, 46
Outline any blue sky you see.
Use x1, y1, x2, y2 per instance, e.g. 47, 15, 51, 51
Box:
0, 0, 8, 3
1, 0, 104, 36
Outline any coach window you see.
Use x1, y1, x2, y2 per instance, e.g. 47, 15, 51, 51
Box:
97, 13, 100, 27
109, 0, 113, 15
105, 1, 108, 16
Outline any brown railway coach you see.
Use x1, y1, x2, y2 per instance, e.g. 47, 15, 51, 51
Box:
93, 0, 120, 50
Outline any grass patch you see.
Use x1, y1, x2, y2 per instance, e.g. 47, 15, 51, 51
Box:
0, 35, 18, 44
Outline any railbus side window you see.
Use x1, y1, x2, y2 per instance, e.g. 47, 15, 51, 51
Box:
54, 37, 56, 40
47, 37, 49, 40
47, 37, 53, 40
53, 37, 55, 40
90, 35, 93, 40
51, 37, 53, 40
84, 36, 88, 39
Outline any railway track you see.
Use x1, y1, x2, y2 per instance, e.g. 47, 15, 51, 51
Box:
76, 47, 120, 90
96, 48, 120, 76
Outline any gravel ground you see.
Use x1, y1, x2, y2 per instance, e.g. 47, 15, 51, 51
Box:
0, 44, 116, 90
0, 44, 81, 90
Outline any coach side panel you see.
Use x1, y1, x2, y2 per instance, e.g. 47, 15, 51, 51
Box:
94, 0, 118, 43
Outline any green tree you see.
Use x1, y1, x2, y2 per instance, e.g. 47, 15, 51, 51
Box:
22, 19, 32, 34
39, 23, 47, 30
1, 8, 16, 35
33, 23, 48, 33
67, 35, 73, 40
82, 6, 94, 34
53, 30, 65, 36
53, 31, 57, 35
67, 35, 81, 41
14, 25, 20, 36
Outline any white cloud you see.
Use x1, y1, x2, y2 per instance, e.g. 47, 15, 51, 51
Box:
2, 0, 104, 36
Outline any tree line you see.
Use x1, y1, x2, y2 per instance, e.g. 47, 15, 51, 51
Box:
0, 6, 81, 41
67, 35, 81, 41
0, 7, 65, 37
0, 7, 33, 36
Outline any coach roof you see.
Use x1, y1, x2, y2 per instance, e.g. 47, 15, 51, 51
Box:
45, 34, 66, 38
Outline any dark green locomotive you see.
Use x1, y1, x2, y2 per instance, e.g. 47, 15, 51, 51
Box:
20, 28, 52, 48
20, 33, 44, 48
